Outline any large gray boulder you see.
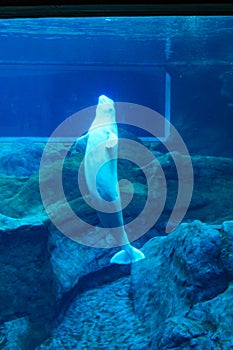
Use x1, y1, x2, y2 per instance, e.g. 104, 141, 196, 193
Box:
132, 220, 233, 349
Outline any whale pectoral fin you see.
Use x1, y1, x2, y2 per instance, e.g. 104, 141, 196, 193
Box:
75, 133, 89, 153
106, 131, 118, 149
110, 247, 145, 265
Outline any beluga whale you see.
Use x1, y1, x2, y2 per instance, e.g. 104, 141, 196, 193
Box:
75, 95, 145, 264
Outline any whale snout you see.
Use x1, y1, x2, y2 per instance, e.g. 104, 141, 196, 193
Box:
96, 95, 115, 117
98, 95, 114, 105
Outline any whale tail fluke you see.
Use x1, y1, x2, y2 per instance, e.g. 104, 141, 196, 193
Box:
110, 246, 145, 265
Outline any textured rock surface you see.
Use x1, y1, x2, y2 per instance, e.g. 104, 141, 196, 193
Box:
0, 227, 57, 349
36, 277, 149, 350
0, 317, 31, 349
0, 140, 44, 177
1, 219, 233, 349
0, 140, 233, 349
132, 220, 233, 349
0, 141, 232, 227
0, 213, 46, 233
47, 223, 154, 299
25, 220, 233, 349
48, 224, 113, 297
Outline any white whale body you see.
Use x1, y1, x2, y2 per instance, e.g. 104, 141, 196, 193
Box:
75, 95, 145, 264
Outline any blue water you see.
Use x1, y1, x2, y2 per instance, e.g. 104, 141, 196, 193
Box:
0, 15, 233, 350
0, 16, 233, 143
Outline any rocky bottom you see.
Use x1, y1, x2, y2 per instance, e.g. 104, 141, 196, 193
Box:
1, 220, 233, 349
37, 277, 149, 350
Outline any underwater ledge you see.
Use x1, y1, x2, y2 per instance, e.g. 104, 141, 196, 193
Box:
0, 220, 233, 349
0, 140, 232, 348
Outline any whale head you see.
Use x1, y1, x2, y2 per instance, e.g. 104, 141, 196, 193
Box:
96, 95, 115, 121
98, 94, 114, 105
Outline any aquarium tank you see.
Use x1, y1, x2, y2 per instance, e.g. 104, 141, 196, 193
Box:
0, 10, 233, 350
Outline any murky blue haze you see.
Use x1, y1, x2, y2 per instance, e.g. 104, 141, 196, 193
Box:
0, 16, 233, 350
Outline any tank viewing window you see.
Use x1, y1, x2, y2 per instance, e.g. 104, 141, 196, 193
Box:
0, 17, 171, 142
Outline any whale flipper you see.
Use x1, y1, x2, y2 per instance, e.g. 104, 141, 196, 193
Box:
106, 131, 118, 149
75, 133, 89, 153
110, 246, 145, 265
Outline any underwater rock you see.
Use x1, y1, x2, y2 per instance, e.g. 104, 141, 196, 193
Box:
47, 224, 114, 298
0, 227, 57, 348
0, 129, 139, 178
0, 317, 30, 349
151, 316, 208, 349
132, 220, 227, 320
132, 220, 233, 349
1, 219, 233, 349
183, 154, 233, 224
0, 142, 232, 348
221, 221, 233, 278
0, 144, 232, 226
34, 220, 233, 349
0, 173, 46, 218
36, 277, 149, 350
0, 213, 46, 233
186, 283, 233, 349
191, 154, 233, 178
0, 316, 50, 349
0, 140, 44, 177
47, 223, 150, 300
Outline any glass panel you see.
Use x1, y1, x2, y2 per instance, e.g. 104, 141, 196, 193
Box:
0, 17, 170, 141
